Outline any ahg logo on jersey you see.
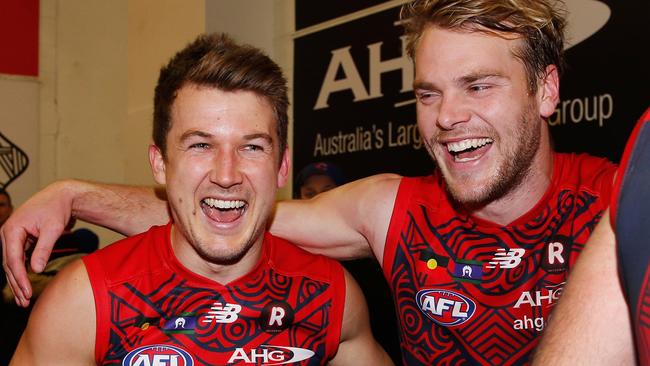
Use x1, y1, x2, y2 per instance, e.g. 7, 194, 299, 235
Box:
416, 289, 476, 326
513, 283, 565, 309
227, 345, 315, 364
202, 302, 242, 324
122, 344, 194, 366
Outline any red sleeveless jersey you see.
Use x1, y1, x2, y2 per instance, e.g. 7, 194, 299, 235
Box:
611, 107, 650, 365
383, 152, 616, 365
83, 223, 345, 366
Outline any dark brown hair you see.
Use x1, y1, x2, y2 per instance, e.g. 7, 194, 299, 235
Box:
153, 33, 289, 158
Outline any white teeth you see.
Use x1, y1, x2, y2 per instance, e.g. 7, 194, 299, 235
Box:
446, 138, 493, 153
202, 198, 245, 209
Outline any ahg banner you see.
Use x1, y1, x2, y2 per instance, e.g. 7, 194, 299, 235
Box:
293, 0, 650, 180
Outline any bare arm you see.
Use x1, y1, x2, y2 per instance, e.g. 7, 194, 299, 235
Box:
329, 268, 394, 366
270, 173, 401, 263
10, 259, 96, 365
532, 209, 636, 365
1, 179, 168, 306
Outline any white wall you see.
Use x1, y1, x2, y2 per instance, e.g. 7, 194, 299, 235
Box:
37, 0, 205, 245
4, 0, 292, 246
0, 76, 39, 207
205, 0, 295, 199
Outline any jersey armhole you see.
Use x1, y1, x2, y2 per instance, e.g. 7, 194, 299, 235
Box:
82, 255, 109, 364
326, 261, 346, 359
382, 177, 411, 278
611, 107, 650, 230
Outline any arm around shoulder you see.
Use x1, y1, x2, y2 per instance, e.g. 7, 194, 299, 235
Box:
2, 179, 168, 307
270, 173, 401, 262
328, 268, 394, 366
10, 259, 96, 366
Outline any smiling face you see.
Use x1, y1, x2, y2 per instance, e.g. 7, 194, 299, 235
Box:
149, 84, 289, 275
414, 25, 558, 209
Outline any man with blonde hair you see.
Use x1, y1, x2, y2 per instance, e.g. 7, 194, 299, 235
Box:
3, 1, 618, 364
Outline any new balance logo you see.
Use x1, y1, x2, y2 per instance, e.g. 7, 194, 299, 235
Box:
202, 302, 241, 324
486, 248, 525, 269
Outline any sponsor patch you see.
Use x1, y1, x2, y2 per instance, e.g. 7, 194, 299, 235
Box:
486, 248, 525, 269
542, 236, 570, 273
228, 345, 315, 364
416, 289, 476, 326
260, 301, 294, 333
122, 344, 194, 366
202, 302, 242, 324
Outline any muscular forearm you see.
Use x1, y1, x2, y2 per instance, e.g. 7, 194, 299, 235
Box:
270, 198, 372, 260
66, 179, 169, 236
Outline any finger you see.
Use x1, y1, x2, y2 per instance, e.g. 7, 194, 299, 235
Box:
4, 265, 30, 307
1, 227, 32, 306
30, 226, 61, 273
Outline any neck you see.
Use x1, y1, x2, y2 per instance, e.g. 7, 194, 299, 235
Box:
170, 226, 265, 284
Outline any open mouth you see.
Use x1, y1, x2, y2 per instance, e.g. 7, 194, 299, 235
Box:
446, 138, 493, 162
201, 198, 247, 223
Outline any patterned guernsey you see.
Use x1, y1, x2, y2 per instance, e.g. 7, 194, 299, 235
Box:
611, 107, 650, 365
83, 223, 345, 366
383, 152, 616, 365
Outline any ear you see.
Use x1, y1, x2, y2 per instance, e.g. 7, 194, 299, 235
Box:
538, 64, 560, 118
148, 144, 167, 185
276, 147, 291, 188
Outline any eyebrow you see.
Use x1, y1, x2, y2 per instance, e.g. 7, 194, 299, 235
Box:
243, 133, 274, 145
413, 71, 506, 90
458, 72, 504, 85
179, 130, 212, 143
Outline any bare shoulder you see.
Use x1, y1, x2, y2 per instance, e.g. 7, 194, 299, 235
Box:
333, 268, 393, 365
343, 173, 402, 260
12, 258, 96, 365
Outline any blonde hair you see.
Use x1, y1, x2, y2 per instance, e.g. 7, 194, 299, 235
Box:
401, 0, 567, 91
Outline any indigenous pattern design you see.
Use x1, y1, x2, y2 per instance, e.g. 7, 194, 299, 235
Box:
84, 224, 344, 366
383, 153, 616, 365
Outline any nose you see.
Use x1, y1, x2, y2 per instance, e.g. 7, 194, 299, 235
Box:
436, 92, 470, 130
209, 149, 243, 189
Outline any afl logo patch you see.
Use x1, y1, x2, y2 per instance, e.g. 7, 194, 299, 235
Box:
416, 289, 476, 326
122, 344, 194, 366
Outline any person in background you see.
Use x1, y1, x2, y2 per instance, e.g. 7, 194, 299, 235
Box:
0, 188, 99, 364
2, 0, 620, 364
10, 33, 392, 366
293, 162, 346, 199
0, 188, 20, 365
0, 189, 13, 227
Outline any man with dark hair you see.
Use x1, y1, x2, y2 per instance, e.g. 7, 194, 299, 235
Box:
3, 1, 619, 364
294, 162, 345, 199
9, 33, 391, 365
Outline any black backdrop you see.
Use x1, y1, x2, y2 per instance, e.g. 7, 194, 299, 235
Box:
294, 0, 650, 181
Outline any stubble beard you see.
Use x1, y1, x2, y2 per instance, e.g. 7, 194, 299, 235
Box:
186, 222, 266, 266
439, 103, 542, 209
